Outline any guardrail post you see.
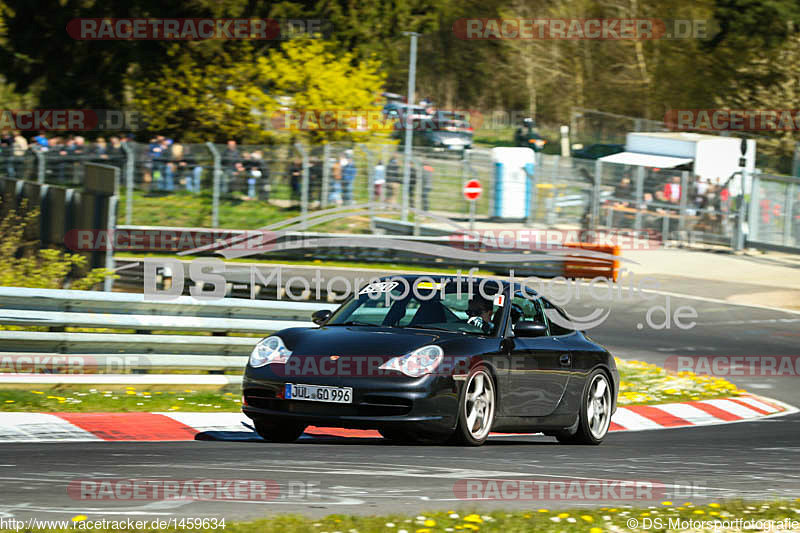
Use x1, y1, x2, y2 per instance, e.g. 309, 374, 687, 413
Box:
634, 166, 645, 230
33, 149, 45, 184
321, 144, 330, 209
206, 142, 221, 228
294, 142, 310, 230
121, 142, 135, 225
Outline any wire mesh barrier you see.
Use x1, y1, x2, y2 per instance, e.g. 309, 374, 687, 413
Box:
3, 140, 800, 254
749, 174, 800, 249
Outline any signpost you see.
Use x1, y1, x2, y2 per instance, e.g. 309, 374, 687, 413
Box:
463, 179, 482, 229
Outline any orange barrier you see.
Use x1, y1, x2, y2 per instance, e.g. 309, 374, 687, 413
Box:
563, 243, 620, 281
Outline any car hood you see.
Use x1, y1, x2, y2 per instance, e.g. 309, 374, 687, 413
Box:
278, 326, 457, 358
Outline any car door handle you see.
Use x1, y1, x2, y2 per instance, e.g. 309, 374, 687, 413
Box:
559, 353, 571, 367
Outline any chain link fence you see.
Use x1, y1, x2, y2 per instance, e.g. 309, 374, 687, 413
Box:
4, 139, 799, 253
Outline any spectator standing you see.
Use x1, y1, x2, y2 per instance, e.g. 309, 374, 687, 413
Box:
341, 149, 356, 205
57, 137, 75, 183
247, 150, 270, 200
240, 151, 262, 199
146, 136, 165, 191
107, 136, 124, 169
12, 131, 27, 178
288, 156, 303, 205
182, 144, 204, 193
221, 140, 242, 194
309, 156, 323, 206
1, 129, 13, 177
372, 160, 385, 201
32, 131, 49, 151
152, 137, 174, 192
663, 175, 681, 204
421, 163, 433, 212
93, 137, 108, 161
385, 154, 401, 203
169, 141, 185, 192
329, 155, 343, 206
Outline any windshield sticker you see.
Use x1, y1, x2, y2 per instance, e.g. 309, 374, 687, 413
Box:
358, 281, 400, 295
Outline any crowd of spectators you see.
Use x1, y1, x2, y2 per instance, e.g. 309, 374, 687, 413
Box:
0, 131, 443, 210
604, 170, 737, 235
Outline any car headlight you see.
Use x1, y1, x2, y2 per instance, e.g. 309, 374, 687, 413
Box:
379, 345, 444, 378
249, 336, 292, 368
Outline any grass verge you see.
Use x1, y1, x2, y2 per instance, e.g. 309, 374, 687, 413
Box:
6, 500, 800, 532
119, 191, 370, 232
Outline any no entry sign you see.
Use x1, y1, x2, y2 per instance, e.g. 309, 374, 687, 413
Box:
463, 179, 482, 201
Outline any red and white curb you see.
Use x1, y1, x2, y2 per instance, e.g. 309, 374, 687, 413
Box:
0, 394, 794, 443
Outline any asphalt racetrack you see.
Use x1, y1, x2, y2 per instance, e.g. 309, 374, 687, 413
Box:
1, 276, 799, 520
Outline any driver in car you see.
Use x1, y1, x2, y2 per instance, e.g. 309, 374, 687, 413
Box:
467, 295, 495, 334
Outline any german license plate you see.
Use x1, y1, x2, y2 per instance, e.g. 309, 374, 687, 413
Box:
285, 383, 352, 403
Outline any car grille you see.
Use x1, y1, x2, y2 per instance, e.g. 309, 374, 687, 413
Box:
244, 389, 412, 416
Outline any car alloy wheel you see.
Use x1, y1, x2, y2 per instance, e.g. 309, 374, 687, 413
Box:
453, 367, 496, 445
586, 373, 612, 440
556, 368, 612, 445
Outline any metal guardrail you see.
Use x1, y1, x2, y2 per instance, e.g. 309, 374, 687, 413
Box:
0, 287, 332, 320
0, 287, 336, 373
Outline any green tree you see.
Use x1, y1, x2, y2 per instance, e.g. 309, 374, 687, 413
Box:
129, 39, 385, 143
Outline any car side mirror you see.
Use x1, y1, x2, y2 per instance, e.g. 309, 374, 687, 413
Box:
514, 321, 548, 337
312, 309, 332, 326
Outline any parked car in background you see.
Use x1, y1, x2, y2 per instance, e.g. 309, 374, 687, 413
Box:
391, 111, 473, 154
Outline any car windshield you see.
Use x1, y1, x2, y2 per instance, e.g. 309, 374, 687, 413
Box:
326, 280, 505, 336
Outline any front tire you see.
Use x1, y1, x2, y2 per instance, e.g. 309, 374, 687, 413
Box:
556, 369, 612, 445
254, 419, 306, 443
451, 366, 496, 446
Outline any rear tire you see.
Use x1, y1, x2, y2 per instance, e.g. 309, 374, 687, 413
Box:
556, 369, 612, 445
254, 419, 306, 443
451, 366, 496, 446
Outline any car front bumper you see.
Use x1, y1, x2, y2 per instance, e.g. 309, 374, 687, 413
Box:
241, 366, 461, 436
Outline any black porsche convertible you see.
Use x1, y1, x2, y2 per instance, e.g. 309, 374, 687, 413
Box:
242, 275, 619, 446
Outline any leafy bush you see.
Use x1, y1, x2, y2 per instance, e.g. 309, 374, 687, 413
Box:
0, 202, 114, 289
